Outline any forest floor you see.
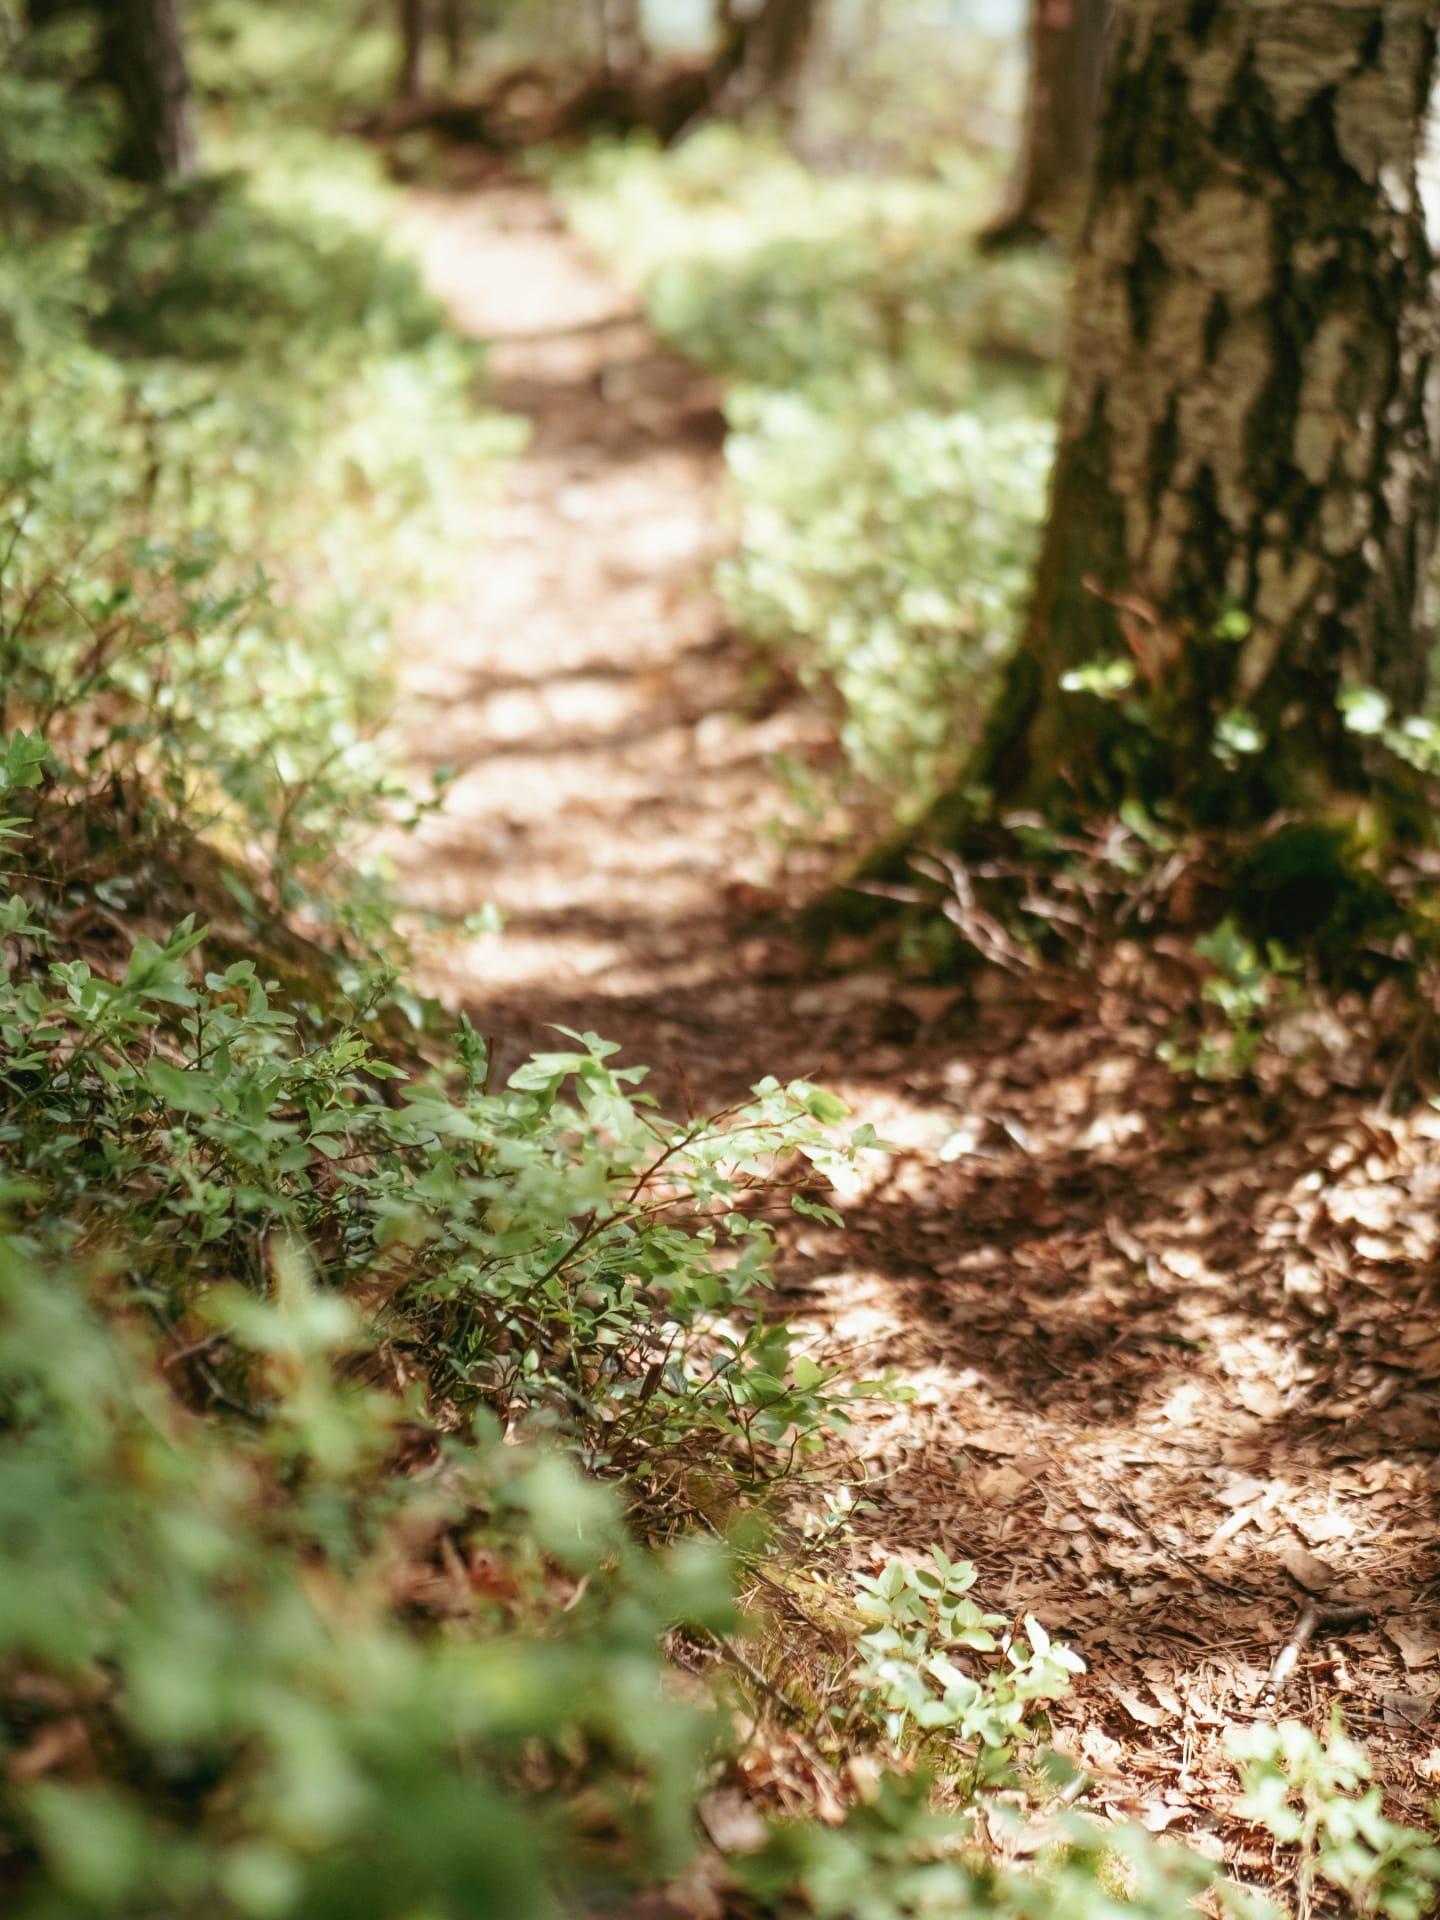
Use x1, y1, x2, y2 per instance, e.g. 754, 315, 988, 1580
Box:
386, 172, 1440, 1897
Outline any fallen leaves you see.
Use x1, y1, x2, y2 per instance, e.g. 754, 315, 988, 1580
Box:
780, 943, 1440, 1872
1279, 1545, 1339, 1595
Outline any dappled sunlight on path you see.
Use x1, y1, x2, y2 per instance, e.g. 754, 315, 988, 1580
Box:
389, 179, 830, 1089
387, 175, 1440, 1867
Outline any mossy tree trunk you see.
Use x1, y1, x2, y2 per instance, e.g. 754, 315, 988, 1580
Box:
983, 0, 1110, 248
978, 0, 1440, 826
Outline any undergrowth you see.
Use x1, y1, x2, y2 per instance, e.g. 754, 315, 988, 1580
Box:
0, 18, 904, 1915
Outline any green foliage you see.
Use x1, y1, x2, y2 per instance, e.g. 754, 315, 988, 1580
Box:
739, 1771, 1246, 1919
1, 105, 520, 938
0, 812, 868, 1461
0, 661, 882, 1915
721, 401, 1051, 807
731, 1546, 1258, 1919
0, 48, 867, 1913
554, 129, 1062, 819
556, 132, 1063, 401
0, 1228, 733, 1920
1229, 1718, 1440, 1919
1341, 683, 1440, 779
0, 107, 866, 1874
0, 10, 117, 230
0, 780, 874, 1913
188, 0, 397, 128
1159, 918, 1301, 1081
91, 173, 444, 362
1059, 658, 1137, 701
853, 1551, 1082, 1771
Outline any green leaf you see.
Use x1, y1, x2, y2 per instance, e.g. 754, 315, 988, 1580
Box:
146, 1059, 218, 1116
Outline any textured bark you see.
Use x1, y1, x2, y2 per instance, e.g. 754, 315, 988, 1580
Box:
982, 0, 1440, 821
984, 0, 1110, 247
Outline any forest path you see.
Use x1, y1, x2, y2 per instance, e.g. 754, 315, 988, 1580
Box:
389, 176, 830, 1102
387, 177, 1438, 1872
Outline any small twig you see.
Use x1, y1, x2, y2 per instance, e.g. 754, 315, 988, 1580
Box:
1263, 1602, 1370, 1703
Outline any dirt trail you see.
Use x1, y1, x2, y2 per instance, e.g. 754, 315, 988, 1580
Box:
391, 179, 829, 1100
390, 179, 1440, 1863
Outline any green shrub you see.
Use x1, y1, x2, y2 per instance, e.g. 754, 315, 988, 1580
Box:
853, 1551, 1083, 1773
721, 398, 1052, 809
0, 8, 117, 231
1229, 1718, 1440, 1920
0, 1230, 732, 1920
0, 110, 521, 938
739, 1772, 1247, 1920
91, 175, 444, 363
0, 777, 872, 1914
188, 0, 414, 129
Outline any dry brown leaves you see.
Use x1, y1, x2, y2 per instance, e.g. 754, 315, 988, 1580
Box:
765, 941, 1440, 1870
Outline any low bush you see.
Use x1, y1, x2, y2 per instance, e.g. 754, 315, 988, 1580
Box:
0, 31, 880, 1913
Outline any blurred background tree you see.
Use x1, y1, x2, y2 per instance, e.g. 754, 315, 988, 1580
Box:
27, 0, 195, 177
982, 0, 1107, 247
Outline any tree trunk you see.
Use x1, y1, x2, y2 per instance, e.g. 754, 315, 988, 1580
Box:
396, 0, 424, 98
978, 0, 1440, 825
597, 0, 644, 73
36, 0, 196, 181
713, 0, 816, 119
983, 0, 1110, 248
440, 0, 465, 79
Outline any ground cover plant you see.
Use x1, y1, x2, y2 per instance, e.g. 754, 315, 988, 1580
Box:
0, 18, 874, 1911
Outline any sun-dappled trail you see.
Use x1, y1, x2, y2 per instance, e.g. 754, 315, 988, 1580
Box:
387, 176, 1440, 1868
388, 177, 833, 1103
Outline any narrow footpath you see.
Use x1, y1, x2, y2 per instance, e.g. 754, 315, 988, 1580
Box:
388, 176, 1440, 1859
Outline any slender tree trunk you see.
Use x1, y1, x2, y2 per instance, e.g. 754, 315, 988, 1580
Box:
977, 0, 1440, 824
396, 0, 424, 98
597, 0, 643, 73
440, 0, 465, 79
30, 0, 196, 180
983, 0, 1110, 248
713, 0, 816, 119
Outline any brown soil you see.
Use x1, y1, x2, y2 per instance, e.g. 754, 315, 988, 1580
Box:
388, 176, 1440, 1900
